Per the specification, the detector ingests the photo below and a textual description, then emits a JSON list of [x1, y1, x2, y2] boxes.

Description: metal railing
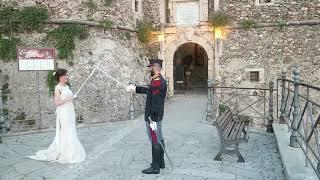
[[0, 89, 146, 137], [0, 76, 171, 138], [207, 79, 275, 132], [278, 68, 320, 178]]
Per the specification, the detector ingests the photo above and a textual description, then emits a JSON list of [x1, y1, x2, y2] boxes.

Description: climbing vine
[[46, 70, 57, 93], [0, 5, 48, 62], [18, 6, 48, 32], [47, 25, 88, 62], [0, 6, 48, 34], [0, 36, 19, 62], [0, 6, 20, 35]]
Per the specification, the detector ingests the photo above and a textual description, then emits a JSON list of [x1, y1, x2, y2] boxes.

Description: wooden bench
[[213, 108, 249, 162]]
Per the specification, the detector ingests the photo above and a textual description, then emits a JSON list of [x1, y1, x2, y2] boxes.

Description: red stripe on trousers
[[149, 126, 158, 144]]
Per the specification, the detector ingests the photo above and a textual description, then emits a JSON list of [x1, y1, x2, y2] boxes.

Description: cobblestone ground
[[0, 95, 284, 180]]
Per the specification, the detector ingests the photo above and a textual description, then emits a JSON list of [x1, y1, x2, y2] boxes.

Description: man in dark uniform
[[126, 59, 167, 174]]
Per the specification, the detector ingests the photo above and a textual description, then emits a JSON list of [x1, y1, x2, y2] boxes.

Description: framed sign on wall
[[17, 48, 55, 71], [176, 2, 200, 26]]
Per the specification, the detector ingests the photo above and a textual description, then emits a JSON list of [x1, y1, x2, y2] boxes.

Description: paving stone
[[0, 95, 284, 180]]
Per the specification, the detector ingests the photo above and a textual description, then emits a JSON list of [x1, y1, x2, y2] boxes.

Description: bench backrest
[[217, 108, 233, 131]]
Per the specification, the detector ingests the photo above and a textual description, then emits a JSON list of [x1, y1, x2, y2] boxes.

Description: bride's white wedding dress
[[27, 84, 86, 164]]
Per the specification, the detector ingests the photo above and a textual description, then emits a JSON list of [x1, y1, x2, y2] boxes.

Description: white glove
[[73, 94, 78, 99], [126, 84, 136, 92], [149, 121, 157, 131]]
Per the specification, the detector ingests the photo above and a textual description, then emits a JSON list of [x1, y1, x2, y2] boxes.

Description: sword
[[75, 60, 103, 95], [94, 65, 127, 89], [148, 116, 174, 171]]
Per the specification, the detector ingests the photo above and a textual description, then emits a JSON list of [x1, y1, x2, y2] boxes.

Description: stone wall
[[0, 29, 148, 131], [4, 0, 137, 28], [219, 25, 320, 87], [217, 25, 320, 125], [203, 0, 319, 126], [0, 0, 149, 131], [210, 0, 320, 24], [142, 0, 160, 27]]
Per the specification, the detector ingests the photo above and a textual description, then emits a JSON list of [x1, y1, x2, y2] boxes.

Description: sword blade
[[154, 130, 174, 171], [75, 60, 102, 95], [94, 65, 127, 88]]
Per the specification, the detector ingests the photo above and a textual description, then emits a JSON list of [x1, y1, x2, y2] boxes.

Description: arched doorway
[[173, 43, 208, 93]]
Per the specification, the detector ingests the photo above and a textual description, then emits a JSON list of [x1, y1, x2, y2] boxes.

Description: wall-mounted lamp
[[158, 32, 165, 42], [215, 28, 224, 57]]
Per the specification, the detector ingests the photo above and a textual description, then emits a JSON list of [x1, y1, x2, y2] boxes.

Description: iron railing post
[[129, 91, 135, 120], [166, 77, 170, 100], [211, 80, 217, 121], [0, 74, 4, 143], [267, 81, 274, 133], [206, 78, 213, 120], [280, 68, 287, 124], [290, 68, 300, 147]]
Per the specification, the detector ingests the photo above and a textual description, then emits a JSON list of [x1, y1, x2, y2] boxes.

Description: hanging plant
[[208, 11, 230, 28], [0, 36, 19, 62], [0, 6, 20, 35], [47, 24, 88, 61], [137, 20, 154, 43], [47, 70, 57, 93], [18, 6, 48, 32], [0, 5, 48, 34]]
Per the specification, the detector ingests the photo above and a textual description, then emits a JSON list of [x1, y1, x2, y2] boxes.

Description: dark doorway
[[173, 43, 208, 94]]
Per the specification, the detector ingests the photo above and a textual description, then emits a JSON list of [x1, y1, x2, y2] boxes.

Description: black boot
[[159, 140, 165, 169], [150, 140, 165, 169], [142, 143, 160, 174]]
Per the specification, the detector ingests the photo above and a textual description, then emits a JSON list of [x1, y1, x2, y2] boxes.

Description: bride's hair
[[53, 69, 67, 81]]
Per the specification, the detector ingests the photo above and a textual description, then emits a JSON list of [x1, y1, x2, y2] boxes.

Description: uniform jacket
[[136, 75, 167, 122]]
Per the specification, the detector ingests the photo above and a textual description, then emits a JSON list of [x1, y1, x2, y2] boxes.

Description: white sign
[[176, 2, 199, 26], [17, 48, 55, 71]]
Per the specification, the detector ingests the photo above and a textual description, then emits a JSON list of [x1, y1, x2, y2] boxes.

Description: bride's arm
[[54, 87, 74, 106]]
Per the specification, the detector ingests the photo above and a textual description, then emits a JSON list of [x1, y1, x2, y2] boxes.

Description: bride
[[28, 69, 86, 164]]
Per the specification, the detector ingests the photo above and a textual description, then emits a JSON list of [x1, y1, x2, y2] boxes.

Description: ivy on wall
[[18, 6, 49, 32], [46, 70, 56, 93], [0, 5, 48, 62], [47, 25, 88, 63], [0, 36, 19, 62]]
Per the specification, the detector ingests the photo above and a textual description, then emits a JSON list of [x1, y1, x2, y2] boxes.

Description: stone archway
[[173, 43, 209, 93], [161, 33, 215, 96]]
